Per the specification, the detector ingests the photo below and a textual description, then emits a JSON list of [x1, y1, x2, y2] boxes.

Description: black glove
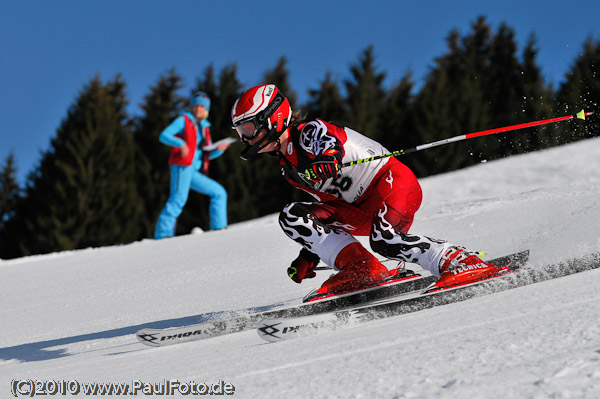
[[287, 249, 320, 284], [305, 149, 341, 182]]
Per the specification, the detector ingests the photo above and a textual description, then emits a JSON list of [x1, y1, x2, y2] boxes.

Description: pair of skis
[[136, 250, 529, 346], [258, 251, 528, 341]]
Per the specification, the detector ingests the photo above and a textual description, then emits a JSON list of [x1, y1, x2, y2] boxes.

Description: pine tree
[[0, 152, 20, 231], [263, 57, 298, 109], [192, 64, 239, 140], [380, 74, 414, 158], [555, 37, 600, 144], [2, 76, 143, 257], [304, 72, 347, 122], [410, 17, 552, 176], [486, 23, 523, 157], [344, 46, 387, 139], [412, 63, 466, 177], [451, 17, 495, 166], [518, 34, 555, 151], [412, 21, 493, 176]]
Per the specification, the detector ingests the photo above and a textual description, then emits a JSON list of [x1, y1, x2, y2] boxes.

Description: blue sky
[[1, 0, 598, 186]]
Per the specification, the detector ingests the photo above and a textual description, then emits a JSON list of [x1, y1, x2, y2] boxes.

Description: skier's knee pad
[[279, 202, 331, 227], [279, 202, 358, 267], [279, 203, 309, 239], [279, 202, 304, 226]]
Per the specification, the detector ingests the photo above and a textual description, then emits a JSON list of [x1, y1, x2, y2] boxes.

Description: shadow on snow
[[0, 302, 286, 363], [2, 252, 599, 363]]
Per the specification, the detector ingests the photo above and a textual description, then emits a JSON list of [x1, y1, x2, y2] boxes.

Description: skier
[[155, 92, 229, 239], [231, 84, 501, 295]]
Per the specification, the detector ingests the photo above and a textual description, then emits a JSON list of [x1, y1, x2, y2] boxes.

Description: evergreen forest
[[1, 17, 598, 259]]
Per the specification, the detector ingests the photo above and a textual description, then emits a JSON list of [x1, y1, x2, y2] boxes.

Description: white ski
[[257, 250, 530, 342]]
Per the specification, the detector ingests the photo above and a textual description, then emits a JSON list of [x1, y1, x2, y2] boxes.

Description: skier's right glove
[[305, 149, 342, 182], [287, 249, 320, 284]]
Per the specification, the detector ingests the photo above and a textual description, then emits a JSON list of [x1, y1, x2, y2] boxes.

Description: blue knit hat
[[191, 92, 211, 111]]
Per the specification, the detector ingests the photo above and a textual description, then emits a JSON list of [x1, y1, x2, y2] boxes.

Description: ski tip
[[257, 319, 286, 342], [421, 282, 437, 295], [136, 329, 162, 347]]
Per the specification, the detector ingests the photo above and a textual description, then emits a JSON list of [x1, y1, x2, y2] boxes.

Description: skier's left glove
[[287, 249, 320, 284], [305, 149, 342, 182]]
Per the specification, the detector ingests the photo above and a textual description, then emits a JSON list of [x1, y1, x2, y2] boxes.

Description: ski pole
[[342, 109, 593, 168]]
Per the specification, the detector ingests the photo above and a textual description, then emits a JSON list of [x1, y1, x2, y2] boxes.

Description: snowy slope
[[1, 136, 600, 399]]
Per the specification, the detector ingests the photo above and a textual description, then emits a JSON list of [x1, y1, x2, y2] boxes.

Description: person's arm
[[201, 124, 229, 160], [208, 147, 225, 160], [158, 116, 186, 149]]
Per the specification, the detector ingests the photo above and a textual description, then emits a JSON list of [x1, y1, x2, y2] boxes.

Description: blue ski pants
[[154, 164, 227, 239]]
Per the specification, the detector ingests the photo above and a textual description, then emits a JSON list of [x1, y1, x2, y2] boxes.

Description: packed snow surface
[[2, 137, 600, 398]]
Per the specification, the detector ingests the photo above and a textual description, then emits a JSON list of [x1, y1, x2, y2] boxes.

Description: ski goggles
[[234, 119, 264, 143]]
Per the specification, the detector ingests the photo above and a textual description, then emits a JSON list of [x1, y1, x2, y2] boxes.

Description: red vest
[[168, 114, 197, 166], [201, 125, 212, 175]]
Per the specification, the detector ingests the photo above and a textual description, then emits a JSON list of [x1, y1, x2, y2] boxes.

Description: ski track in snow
[[1, 136, 600, 398]]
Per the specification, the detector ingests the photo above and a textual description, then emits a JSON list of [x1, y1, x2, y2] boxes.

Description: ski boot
[[433, 246, 501, 289], [317, 243, 391, 294]]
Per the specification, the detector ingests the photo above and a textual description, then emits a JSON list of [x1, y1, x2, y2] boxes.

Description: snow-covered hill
[[2, 137, 600, 398]]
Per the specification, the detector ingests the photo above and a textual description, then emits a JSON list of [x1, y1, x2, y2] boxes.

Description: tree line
[[1, 17, 598, 259]]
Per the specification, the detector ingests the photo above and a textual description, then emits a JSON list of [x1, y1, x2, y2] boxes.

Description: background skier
[[155, 92, 230, 239]]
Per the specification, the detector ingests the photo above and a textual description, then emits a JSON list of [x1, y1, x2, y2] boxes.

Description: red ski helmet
[[231, 84, 291, 160]]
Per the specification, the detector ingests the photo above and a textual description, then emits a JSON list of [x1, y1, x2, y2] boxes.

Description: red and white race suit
[[279, 119, 390, 203], [278, 119, 453, 274]]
